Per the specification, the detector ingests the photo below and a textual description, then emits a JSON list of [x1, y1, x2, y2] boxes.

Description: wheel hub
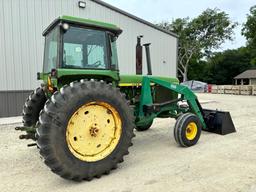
[[89, 126, 99, 137], [66, 101, 122, 162], [185, 122, 197, 140]]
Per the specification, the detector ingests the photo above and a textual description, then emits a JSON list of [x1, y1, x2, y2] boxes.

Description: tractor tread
[[173, 113, 191, 145], [37, 80, 135, 181], [22, 87, 47, 138], [173, 113, 202, 147], [135, 120, 153, 132]]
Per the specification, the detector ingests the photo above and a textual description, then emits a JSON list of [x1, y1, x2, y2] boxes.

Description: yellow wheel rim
[[185, 122, 198, 140], [66, 101, 122, 162]]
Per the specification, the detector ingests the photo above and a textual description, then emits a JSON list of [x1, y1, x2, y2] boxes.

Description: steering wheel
[[90, 60, 102, 68]]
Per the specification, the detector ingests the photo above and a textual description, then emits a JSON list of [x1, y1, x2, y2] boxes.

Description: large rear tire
[[23, 87, 47, 126], [135, 120, 153, 132], [22, 87, 47, 139], [37, 80, 135, 181]]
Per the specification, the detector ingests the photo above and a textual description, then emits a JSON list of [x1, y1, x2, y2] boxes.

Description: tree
[[158, 8, 237, 82], [206, 47, 252, 84], [242, 5, 256, 65], [187, 57, 208, 81]]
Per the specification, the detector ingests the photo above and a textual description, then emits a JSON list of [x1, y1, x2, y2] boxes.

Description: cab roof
[[43, 15, 122, 36]]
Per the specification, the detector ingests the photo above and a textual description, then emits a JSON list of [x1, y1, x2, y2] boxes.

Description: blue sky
[[104, 0, 255, 51]]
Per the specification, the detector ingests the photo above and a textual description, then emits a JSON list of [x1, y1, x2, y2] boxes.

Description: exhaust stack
[[136, 35, 143, 75], [143, 43, 152, 75]]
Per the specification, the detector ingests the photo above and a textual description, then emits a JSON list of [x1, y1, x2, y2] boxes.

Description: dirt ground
[[1, 93, 256, 192]]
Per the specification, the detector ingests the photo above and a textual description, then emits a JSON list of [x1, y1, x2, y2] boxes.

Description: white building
[[0, 0, 178, 117]]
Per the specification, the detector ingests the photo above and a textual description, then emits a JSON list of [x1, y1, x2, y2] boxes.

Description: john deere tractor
[[16, 16, 235, 181]]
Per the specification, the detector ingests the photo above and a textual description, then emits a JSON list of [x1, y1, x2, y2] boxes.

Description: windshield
[[62, 26, 109, 69], [43, 27, 59, 73]]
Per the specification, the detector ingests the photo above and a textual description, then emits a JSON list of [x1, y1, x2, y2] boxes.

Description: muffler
[[136, 35, 143, 75], [203, 109, 236, 135], [143, 43, 152, 75]]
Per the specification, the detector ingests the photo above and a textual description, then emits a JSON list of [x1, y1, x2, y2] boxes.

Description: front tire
[[37, 80, 135, 181], [173, 113, 202, 147]]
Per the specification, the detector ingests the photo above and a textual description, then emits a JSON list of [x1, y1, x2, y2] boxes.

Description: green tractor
[[16, 16, 235, 181]]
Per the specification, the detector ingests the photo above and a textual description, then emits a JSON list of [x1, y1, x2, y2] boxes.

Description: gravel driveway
[[1, 93, 256, 192]]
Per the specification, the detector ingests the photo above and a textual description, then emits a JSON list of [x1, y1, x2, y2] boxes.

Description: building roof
[[43, 15, 122, 36], [91, 0, 178, 38], [234, 69, 256, 79]]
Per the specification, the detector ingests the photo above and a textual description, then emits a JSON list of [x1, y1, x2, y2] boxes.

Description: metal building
[[0, 0, 178, 117]]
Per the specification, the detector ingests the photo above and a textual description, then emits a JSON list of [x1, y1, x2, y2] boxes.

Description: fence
[[211, 85, 256, 96]]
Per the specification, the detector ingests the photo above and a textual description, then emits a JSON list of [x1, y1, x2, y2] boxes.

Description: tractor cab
[[40, 16, 122, 89]]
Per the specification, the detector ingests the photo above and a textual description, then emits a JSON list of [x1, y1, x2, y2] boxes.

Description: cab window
[[62, 27, 109, 69], [43, 27, 59, 73]]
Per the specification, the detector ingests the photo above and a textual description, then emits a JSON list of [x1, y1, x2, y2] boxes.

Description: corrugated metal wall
[[0, 0, 177, 117], [0, 90, 32, 117]]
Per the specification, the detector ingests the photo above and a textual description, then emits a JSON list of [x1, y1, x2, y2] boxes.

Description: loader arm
[[138, 76, 207, 129], [138, 76, 236, 135]]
